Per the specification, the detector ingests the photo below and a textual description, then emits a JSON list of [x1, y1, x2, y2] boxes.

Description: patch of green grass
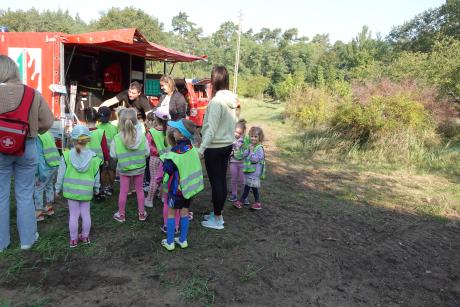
[[240, 264, 265, 282], [33, 228, 69, 262], [179, 274, 215, 305], [0, 298, 12, 307], [0, 257, 27, 282]]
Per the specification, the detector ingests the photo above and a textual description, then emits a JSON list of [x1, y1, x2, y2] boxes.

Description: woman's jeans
[[0, 139, 38, 249]]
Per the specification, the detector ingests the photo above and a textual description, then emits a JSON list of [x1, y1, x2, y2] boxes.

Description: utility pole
[[233, 10, 243, 94]]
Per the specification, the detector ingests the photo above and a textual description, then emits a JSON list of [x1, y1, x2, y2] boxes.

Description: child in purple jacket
[[234, 126, 265, 210]]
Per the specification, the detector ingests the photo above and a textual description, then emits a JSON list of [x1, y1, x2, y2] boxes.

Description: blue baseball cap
[[167, 120, 194, 141], [71, 125, 91, 140]]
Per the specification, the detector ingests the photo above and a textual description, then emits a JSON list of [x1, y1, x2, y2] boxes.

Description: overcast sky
[[4, 0, 445, 43]]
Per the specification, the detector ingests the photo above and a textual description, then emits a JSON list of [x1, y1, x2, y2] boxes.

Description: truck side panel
[[0, 32, 62, 118]]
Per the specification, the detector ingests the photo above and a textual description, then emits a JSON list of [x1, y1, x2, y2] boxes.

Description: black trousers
[[204, 145, 233, 216]]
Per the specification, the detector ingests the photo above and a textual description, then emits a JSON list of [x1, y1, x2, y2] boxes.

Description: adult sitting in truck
[[100, 81, 152, 121]]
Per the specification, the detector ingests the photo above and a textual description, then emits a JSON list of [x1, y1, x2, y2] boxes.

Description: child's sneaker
[[250, 202, 262, 210], [36, 211, 45, 222], [78, 234, 90, 245], [233, 201, 243, 209], [69, 239, 78, 248], [227, 194, 238, 202], [244, 198, 250, 206], [113, 211, 126, 222], [174, 237, 188, 249], [144, 199, 153, 208], [188, 211, 193, 221], [103, 186, 113, 196], [161, 239, 175, 251], [201, 217, 224, 230], [43, 204, 54, 216], [138, 211, 148, 221], [94, 192, 105, 202]]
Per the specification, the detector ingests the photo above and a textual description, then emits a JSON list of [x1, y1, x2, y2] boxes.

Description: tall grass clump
[[284, 79, 460, 173]]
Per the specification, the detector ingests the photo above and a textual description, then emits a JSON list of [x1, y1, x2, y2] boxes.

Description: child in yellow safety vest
[[145, 108, 169, 207], [228, 119, 250, 203], [34, 131, 60, 221], [84, 107, 109, 201], [55, 125, 102, 248], [233, 126, 266, 211], [110, 108, 150, 222], [97, 106, 118, 197], [161, 119, 203, 251]]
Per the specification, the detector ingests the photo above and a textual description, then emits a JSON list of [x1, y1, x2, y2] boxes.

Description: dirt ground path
[[1, 100, 460, 306]]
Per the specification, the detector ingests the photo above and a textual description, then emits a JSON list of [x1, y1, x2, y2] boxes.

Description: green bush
[[238, 75, 270, 98], [331, 93, 436, 145], [286, 85, 337, 127]]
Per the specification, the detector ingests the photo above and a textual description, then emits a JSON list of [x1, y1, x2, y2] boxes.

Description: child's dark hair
[[84, 107, 98, 123], [182, 119, 201, 145], [248, 126, 264, 143], [146, 112, 168, 135], [236, 118, 247, 131]]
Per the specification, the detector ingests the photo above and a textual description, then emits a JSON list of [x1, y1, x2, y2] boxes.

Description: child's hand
[[55, 192, 60, 199], [104, 161, 109, 167]]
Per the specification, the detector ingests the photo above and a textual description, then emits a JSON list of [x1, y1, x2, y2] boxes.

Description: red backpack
[[0, 85, 35, 156]]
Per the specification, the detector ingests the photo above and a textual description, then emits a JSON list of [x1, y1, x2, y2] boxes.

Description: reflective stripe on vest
[[62, 151, 102, 201], [149, 128, 168, 156], [162, 147, 204, 199], [233, 135, 250, 161], [114, 133, 146, 172], [38, 132, 60, 167], [88, 129, 104, 160]]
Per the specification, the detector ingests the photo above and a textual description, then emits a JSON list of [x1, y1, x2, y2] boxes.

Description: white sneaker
[[201, 217, 224, 230], [20, 232, 39, 250], [203, 212, 225, 224], [144, 200, 153, 208]]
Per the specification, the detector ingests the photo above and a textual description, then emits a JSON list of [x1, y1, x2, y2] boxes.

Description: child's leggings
[[68, 200, 91, 240], [146, 156, 162, 202], [162, 193, 179, 229], [230, 162, 244, 197], [34, 169, 57, 211], [240, 185, 260, 203], [118, 174, 145, 216]]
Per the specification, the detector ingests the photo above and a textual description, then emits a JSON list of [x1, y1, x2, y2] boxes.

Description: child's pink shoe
[[138, 211, 148, 221], [233, 201, 243, 209], [69, 239, 78, 248], [113, 211, 126, 222], [78, 234, 90, 245], [250, 202, 262, 210]]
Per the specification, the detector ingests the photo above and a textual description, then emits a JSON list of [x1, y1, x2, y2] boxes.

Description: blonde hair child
[[110, 108, 150, 222], [55, 125, 102, 248], [234, 126, 265, 210]]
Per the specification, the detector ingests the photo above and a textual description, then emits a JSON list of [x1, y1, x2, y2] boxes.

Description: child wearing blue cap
[[161, 119, 203, 251], [55, 125, 103, 248]]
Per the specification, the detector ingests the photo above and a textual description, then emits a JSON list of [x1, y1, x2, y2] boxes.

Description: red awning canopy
[[64, 28, 207, 63]]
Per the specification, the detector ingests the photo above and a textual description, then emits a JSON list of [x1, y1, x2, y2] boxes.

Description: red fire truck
[[0, 28, 206, 147]]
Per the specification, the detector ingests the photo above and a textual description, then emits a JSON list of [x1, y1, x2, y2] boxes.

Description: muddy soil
[[1, 127, 459, 306]]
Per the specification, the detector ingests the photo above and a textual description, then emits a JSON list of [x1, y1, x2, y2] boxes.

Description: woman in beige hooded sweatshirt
[[199, 66, 238, 230]]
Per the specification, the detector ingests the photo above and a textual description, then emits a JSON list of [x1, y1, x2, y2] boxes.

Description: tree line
[[1, 1, 459, 99]]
